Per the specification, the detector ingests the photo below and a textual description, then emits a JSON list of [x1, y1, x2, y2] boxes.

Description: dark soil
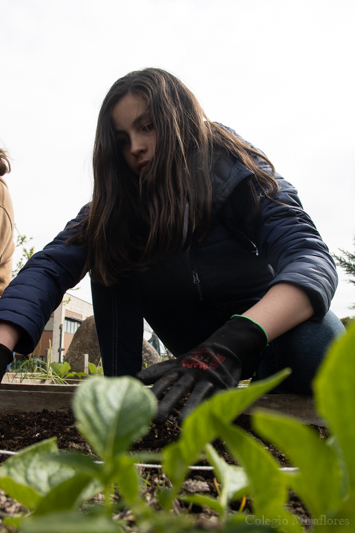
[[0, 409, 93, 462], [0, 409, 328, 530]]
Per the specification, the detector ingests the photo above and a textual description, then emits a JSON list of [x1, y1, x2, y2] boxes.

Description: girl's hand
[[136, 316, 267, 424]]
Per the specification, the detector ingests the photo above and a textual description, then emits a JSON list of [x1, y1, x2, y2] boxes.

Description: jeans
[[250, 310, 345, 394]]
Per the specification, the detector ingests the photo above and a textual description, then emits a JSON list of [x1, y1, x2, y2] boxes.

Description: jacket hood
[[211, 146, 253, 219]]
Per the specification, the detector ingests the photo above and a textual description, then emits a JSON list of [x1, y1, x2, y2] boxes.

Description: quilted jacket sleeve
[[241, 175, 338, 319], [0, 205, 89, 354]]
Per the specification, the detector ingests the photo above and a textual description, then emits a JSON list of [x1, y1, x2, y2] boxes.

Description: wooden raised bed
[[0, 382, 77, 412], [0, 382, 325, 425]]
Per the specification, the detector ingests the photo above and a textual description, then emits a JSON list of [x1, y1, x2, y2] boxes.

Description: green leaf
[[163, 369, 290, 492], [133, 507, 196, 533], [112, 454, 141, 504], [88, 362, 103, 375], [181, 493, 224, 514], [50, 361, 71, 378], [88, 362, 96, 374], [129, 451, 162, 463], [157, 487, 174, 510], [76, 478, 105, 506], [73, 376, 157, 463], [50, 452, 103, 479], [0, 439, 75, 509], [3, 517, 23, 529], [205, 443, 249, 512], [20, 511, 123, 533], [311, 489, 355, 532], [0, 480, 41, 510], [33, 473, 96, 515], [252, 410, 343, 518], [212, 417, 303, 533], [314, 321, 355, 490]]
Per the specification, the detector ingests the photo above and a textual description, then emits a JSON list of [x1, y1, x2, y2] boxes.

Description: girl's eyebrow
[[133, 111, 151, 125], [114, 111, 151, 133]]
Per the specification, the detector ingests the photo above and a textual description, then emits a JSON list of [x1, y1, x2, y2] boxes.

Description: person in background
[[0, 148, 15, 382], [0, 69, 345, 420]]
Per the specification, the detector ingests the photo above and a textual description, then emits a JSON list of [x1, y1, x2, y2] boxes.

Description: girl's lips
[[138, 161, 149, 172]]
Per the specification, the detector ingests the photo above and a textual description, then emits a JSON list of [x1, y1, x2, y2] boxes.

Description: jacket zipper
[[191, 269, 203, 302], [244, 234, 259, 256], [251, 241, 259, 256], [184, 249, 203, 303]]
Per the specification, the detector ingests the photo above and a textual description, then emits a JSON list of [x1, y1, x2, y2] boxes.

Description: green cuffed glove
[[136, 315, 268, 423]]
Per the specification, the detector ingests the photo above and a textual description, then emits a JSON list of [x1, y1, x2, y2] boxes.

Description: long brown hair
[[73, 68, 278, 285]]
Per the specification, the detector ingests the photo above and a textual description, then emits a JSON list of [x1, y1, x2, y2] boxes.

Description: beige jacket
[[0, 176, 15, 295]]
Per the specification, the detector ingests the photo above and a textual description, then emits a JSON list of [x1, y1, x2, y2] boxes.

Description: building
[[30, 293, 93, 363], [15, 293, 163, 364]]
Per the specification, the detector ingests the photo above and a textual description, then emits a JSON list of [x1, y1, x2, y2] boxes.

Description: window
[[64, 318, 81, 335]]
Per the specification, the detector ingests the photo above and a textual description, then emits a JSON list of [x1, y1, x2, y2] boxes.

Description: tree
[[333, 237, 355, 309], [12, 225, 35, 278]]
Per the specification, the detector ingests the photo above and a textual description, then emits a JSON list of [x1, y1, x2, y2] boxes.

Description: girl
[[0, 148, 15, 297], [0, 148, 15, 381], [0, 69, 344, 421]]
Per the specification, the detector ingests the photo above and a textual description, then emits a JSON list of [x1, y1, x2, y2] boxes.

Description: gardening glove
[[136, 315, 268, 423], [0, 343, 14, 385]]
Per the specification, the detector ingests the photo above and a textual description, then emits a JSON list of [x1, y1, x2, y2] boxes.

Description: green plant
[[49, 361, 72, 379], [0, 323, 354, 532], [0, 373, 286, 531], [333, 236, 355, 309], [160, 370, 289, 516], [12, 225, 35, 278], [251, 324, 355, 531], [8, 358, 87, 384], [50, 361, 87, 380], [88, 362, 104, 375], [8, 357, 61, 383]]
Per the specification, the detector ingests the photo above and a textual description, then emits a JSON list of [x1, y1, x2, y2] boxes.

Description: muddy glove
[[0, 344, 14, 385], [136, 315, 268, 423]]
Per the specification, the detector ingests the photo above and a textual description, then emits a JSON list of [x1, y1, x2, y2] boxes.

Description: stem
[[104, 483, 112, 513]]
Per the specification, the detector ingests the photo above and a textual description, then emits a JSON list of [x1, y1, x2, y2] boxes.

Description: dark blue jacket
[[0, 145, 338, 375]]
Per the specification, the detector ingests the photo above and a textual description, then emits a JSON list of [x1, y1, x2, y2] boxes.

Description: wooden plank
[[0, 390, 74, 412], [245, 394, 326, 426], [0, 385, 326, 425], [1, 382, 78, 393]]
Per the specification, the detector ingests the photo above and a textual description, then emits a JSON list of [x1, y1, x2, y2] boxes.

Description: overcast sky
[[1, 0, 354, 318]]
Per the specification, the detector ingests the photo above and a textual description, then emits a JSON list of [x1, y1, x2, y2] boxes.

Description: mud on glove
[[136, 315, 268, 423], [0, 344, 14, 385]]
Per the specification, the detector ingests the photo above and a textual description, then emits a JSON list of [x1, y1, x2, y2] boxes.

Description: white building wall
[[51, 293, 93, 362], [63, 294, 93, 319]]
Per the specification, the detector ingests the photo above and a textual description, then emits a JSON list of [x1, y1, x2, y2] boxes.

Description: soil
[[0, 409, 92, 461], [0, 408, 329, 531]]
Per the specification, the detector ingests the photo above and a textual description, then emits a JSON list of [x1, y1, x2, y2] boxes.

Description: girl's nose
[[130, 134, 146, 155]]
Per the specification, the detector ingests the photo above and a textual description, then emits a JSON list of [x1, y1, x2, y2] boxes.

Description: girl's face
[[111, 93, 156, 176]]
